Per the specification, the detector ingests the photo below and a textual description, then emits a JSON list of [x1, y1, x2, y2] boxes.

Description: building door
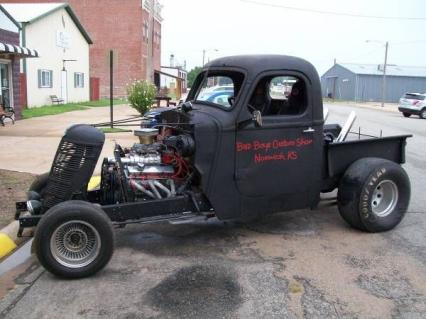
[[90, 77, 100, 101], [0, 62, 11, 109], [154, 71, 160, 88], [326, 76, 337, 98], [61, 70, 68, 103]]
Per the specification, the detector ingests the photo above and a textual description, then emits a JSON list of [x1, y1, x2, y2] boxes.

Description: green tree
[[187, 66, 202, 88], [127, 80, 156, 115]]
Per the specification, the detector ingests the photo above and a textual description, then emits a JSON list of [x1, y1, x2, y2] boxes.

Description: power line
[[392, 39, 426, 45], [240, 0, 426, 21]]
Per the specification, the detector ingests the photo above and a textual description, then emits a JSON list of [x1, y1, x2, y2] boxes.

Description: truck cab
[[181, 55, 325, 220]]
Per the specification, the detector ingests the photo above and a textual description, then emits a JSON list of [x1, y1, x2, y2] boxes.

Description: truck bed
[[325, 134, 411, 178]]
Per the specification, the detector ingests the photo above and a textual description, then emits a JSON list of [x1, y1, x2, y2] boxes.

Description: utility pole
[[110, 50, 114, 128], [381, 41, 389, 108], [146, 0, 154, 82], [202, 48, 218, 66]]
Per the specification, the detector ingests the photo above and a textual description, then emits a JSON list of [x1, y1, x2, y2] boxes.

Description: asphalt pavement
[[0, 103, 425, 319]]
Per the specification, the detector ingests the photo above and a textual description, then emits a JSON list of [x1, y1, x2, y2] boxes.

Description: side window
[[248, 75, 307, 116]]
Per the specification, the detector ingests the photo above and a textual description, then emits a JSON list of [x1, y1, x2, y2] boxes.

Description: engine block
[[101, 136, 193, 204]]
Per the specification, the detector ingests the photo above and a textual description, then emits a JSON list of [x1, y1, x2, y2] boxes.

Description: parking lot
[[0, 103, 425, 319]]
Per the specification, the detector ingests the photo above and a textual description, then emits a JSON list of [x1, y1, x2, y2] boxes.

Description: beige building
[[3, 3, 92, 107]]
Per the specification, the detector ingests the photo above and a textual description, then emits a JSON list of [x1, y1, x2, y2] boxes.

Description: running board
[[112, 211, 213, 226]]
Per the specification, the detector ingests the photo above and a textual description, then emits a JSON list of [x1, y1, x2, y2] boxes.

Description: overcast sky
[[160, 0, 426, 75]]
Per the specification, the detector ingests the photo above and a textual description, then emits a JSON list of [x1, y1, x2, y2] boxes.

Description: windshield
[[193, 72, 244, 109], [404, 93, 425, 100]]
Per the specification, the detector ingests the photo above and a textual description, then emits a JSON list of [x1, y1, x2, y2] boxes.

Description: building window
[[154, 31, 161, 48], [143, 22, 149, 43], [38, 70, 53, 88], [74, 72, 84, 88]]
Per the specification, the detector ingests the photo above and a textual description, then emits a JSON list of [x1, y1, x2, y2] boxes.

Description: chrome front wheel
[[50, 220, 101, 268], [34, 200, 114, 278]]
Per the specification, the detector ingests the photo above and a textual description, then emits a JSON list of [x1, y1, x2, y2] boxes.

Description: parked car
[[204, 90, 234, 107], [197, 85, 234, 100], [398, 93, 426, 119]]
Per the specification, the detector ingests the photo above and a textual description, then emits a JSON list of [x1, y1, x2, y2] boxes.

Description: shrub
[[127, 80, 157, 115]]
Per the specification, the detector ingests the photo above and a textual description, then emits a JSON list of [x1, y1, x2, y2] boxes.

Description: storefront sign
[[56, 30, 71, 49]]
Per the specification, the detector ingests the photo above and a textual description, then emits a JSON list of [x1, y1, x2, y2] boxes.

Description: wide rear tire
[[337, 158, 410, 232], [34, 200, 114, 278]]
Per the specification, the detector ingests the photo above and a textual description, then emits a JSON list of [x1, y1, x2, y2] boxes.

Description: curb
[[0, 176, 101, 260], [0, 221, 19, 259], [325, 102, 399, 114], [351, 104, 399, 114]]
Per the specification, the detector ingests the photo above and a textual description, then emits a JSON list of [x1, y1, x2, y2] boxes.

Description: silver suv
[[398, 93, 426, 119]]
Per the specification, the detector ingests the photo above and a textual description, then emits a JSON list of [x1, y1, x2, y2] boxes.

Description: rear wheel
[[402, 112, 411, 118], [337, 158, 410, 232], [420, 108, 426, 119], [34, 200, 114, 278]]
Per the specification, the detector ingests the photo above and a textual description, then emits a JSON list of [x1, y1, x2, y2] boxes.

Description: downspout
[[21, 22, 27, 74]]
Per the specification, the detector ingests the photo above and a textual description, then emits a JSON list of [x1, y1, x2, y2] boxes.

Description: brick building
[[0, 5, 38, 119], [2, 0, 163, 98]]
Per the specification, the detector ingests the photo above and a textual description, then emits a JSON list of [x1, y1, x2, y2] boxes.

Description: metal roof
[[339, 63, 426, 78], [2, 3, 92, 44]]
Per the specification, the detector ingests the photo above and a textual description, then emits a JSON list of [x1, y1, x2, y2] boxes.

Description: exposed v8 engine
[[100, 133, 195, 204]]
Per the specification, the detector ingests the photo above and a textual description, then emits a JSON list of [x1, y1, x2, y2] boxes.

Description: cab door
[[235, 73, 321, 215]]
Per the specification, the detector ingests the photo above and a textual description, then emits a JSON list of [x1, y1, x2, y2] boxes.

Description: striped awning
[[0, 42, 39, 58]]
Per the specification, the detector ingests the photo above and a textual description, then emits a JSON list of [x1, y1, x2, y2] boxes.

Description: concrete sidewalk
[[0, 105, 141, 174]]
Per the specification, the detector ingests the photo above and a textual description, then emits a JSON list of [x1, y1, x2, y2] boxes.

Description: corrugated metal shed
[[321, 63, 426, 102]]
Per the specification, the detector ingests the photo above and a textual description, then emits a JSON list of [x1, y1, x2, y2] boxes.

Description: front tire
[[402, 112, 411, 118], [337, 158, 410, 232], [34, 200, 114, 278]]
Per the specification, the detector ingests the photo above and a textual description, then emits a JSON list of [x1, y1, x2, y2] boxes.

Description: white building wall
[[24, 8, 90, 107]]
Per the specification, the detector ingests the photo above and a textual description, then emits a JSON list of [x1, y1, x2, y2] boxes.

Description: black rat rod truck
[[16, 55, 411, 278]]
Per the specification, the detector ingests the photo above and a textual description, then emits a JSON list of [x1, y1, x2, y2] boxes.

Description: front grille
[[41, 125, 105, 212]]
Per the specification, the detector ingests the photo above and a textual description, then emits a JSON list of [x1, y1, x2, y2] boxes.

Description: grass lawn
[[98, 127, 132, 133], [22, 99, 127, 119], [22, 104, 89, 119]]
